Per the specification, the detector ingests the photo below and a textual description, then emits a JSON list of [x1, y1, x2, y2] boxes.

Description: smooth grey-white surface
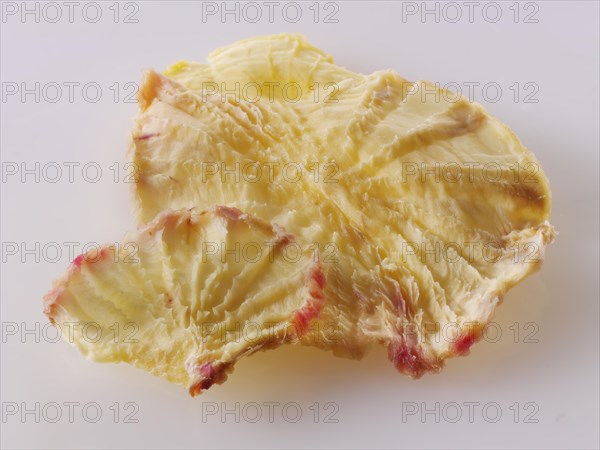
[[1, 1, 599, 449]]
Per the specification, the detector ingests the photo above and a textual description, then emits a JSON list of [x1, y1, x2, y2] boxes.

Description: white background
[[1, 1, 599, 448]]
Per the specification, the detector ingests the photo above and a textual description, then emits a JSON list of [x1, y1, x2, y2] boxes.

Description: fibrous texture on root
[[130, 34, 554, 376], [44, 207, 325, 395]]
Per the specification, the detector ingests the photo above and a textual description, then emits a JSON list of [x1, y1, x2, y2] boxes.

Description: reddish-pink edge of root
[[388, 336, 440, 378], [293, 262, 326, 337], [451, 329, 481, 356], [135, 133, 158, 141], [72, 254, 85, 268], [43, 248, 111, 319], [188, 362, 231, 397], [390, 325, 483, 377], [214, 205, 244, 221], [43, 253, 85, 318]]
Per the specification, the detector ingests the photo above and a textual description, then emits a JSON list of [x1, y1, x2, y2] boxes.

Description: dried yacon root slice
[[44, 206, 325, 396], [130, 34, 555, 376]]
